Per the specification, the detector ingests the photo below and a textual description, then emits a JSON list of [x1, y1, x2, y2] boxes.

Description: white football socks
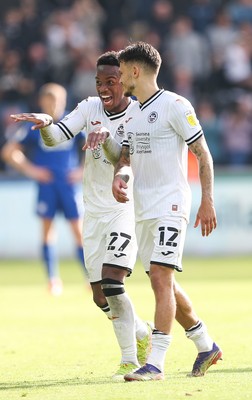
[[146, 331, 172, 372], [135, 317, 149, 340], [108, 292, 139, 366], [185, 321, 213, 352]]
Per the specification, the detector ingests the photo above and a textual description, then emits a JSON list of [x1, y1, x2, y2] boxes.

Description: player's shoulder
[[68, 96, 103, 120], [126, 97, 139, 112], [78, 96, 101, 108], [163, 90, 193, 109]]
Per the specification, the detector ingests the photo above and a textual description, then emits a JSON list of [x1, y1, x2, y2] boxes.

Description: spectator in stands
[[163, 16, 212, 94], [219, 93, 252, 165], [196, 99, 224, 165], [222, 27, 252, 90]]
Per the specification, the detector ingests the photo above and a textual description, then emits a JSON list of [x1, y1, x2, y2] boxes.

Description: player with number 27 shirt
[[10, 52, 152, 380]]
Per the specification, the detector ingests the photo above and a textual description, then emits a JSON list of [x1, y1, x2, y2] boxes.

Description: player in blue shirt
[[2, 83, 87, 295]]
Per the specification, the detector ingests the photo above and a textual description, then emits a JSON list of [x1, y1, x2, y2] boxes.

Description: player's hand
[[112, 175, 129, 203], [82, 127, 109, 150], [10, 113, 53, 130], [194, 198, 217, 236]]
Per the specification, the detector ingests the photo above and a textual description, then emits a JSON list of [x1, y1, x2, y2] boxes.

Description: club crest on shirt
[[116, 124, 124, 137], [185, 110, 197, 127], [92, 143, 102, 159], [148, 111, 158, 123]]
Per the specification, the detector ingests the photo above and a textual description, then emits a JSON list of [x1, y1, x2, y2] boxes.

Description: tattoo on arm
[[114, 145, 130, 176], [189, 137, 214, 200]]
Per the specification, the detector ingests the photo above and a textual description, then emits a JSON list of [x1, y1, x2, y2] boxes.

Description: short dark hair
[[118, 42, 161, 73], [96, 51, 119, 67]]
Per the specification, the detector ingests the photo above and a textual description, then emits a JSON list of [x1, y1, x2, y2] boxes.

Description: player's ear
[[132, 65, 140, 78]]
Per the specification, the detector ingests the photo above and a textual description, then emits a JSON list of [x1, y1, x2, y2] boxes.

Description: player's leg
[[91, 281, 112, 319], [41, 218, 62, 296], [83, 213, 111, 313], [101, 210, 151, 380], [102, 265, 151, 380], [174, 280, 222, 376], [68, 217, 88, 278], [84, 211, 151, 378], [37, 182, 62, 295], [125, 217, 182, 381], [59, 182, 87, 277], [102, 266, 139, 369]]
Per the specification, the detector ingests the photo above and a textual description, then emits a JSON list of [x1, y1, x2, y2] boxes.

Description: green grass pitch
[[0, 256, 252, 400]]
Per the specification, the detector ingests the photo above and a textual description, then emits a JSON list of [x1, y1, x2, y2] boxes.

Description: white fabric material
[[147, 333, 172, 372], [83, 209, 137, 282], [186, 322, 213, 352], [136, 215, 187, 272], [122, 90, 203, 222], [40, 96, 135, 215], [108, 292, 139, 365], [135, 318, 149, 341]]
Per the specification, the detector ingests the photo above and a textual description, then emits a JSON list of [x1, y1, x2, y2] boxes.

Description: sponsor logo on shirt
[[128, 132, 152, 154], [91, 120, 101, 125]]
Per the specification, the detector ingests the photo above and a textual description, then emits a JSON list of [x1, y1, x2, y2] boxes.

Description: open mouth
[[101, 95, 113, 106]]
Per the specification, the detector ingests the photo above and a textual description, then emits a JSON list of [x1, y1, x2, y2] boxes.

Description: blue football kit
[[19, 119, 85, 219]]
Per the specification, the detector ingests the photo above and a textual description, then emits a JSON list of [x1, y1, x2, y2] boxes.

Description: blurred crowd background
[[1, 0, 252, 173]]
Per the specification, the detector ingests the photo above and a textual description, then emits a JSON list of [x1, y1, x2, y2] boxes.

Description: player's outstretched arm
[[189, 136, 217, 237], [10, 113, 53, 130]]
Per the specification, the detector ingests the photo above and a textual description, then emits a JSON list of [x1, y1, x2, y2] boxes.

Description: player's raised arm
[[189, 136, 217, 237], [112, 145, 131, 203]]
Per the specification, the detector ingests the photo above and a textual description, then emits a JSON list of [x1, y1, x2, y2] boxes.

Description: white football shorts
[[83, 209, 137, 283], [136, 215, 188, 273]]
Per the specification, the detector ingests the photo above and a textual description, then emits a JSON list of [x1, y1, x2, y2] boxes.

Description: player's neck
[[108, 97, 130, 114], [135, 80, 159, 104]]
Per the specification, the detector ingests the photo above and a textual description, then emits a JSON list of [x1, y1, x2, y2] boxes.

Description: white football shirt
[[43, 96, 135, 215], [122, 89, 203, 222]]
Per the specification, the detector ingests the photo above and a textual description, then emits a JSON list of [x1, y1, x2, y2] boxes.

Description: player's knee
[[101, 278, 125, 297], [92, 292, 106, 308], [91, 283, 106, 307], [150, 266, 173, 292]]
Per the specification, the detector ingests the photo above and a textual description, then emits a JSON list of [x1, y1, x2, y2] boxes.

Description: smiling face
[[95, 64, 129, 113]]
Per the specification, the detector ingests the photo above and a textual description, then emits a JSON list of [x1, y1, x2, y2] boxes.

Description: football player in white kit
[[9, 52, 152, 381], [112, 42, 222, 381]]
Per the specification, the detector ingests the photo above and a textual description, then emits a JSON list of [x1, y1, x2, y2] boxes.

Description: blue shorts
[[36, 179, 83, 220]]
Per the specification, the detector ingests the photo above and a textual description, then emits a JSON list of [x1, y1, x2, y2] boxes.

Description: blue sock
[[42, 244, 59, 280], [77, 246, 88, 277]]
